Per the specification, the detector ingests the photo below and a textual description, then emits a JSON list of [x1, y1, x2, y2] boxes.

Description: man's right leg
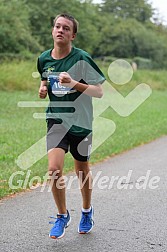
[[48, 147, 71, 239], [48, 147, 67, 214]]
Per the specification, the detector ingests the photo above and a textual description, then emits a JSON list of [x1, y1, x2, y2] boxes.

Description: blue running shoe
[[49, 210, 71, 239], [78, 206, 94, 234]]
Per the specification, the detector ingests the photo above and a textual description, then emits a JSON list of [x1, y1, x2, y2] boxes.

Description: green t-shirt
[[37, 46, 105, 136]]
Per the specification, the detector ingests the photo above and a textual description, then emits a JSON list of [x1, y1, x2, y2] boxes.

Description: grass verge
[[0, 88, 167, 198]]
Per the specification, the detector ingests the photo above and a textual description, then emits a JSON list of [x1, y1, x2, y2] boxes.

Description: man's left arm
[[73, 82, 103, 98], [59, 72, 103, 98]]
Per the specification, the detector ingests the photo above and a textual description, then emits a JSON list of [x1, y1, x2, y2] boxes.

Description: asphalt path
[[0, 136, 167, 252]]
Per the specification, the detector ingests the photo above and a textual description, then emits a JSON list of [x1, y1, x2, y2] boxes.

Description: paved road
[[1, 136, 167, 252]]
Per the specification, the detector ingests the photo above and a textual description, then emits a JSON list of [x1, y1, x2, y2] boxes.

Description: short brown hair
[[53, 13, 79, 34]]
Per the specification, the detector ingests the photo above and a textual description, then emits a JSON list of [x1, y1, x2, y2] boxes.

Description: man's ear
[[71, 33, 76, 40]]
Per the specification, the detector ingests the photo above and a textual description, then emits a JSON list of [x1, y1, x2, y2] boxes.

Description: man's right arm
[[39, 80, 48, 99]]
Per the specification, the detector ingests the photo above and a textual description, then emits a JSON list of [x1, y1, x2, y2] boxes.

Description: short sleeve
[[37, 57, 47, 81], [68, 52, 105, 85]]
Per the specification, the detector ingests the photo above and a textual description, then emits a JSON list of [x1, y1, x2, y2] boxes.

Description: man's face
[[52, 17, 76, 45]]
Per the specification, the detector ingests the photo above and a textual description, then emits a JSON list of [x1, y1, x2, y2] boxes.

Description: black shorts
[[46, 119, 92, 162]]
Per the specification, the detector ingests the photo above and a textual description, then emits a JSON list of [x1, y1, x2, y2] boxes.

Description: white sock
[[58, 212, 68, 218], [82, 206, 91, 213]]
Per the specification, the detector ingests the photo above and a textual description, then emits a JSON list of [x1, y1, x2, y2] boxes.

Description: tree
[[101, 0, 153, 23], [74, 1, 101, 53], [93, 15, 167, 68], [0, 0, 41, 55]]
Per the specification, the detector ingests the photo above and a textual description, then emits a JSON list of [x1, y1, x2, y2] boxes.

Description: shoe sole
[[49, 216, 71, 239]]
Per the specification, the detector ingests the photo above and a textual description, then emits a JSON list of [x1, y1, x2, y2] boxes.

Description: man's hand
[[39, 85, 47, 99], [59, 72, 77, 88]]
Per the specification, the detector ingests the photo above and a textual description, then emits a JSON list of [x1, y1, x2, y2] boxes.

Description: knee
[[75, 166, 91, 178], [48, 165, 62, 178]]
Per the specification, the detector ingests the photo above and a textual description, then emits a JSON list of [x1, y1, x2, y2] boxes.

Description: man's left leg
[[74, 160, 94, 234], [74, 160, 92, 209]]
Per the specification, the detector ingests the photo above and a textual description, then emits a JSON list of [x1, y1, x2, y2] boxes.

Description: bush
[[0, 52, 37, 63], [133, 57, 153, 69]]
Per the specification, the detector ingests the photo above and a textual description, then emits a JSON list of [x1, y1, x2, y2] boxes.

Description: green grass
[[0, 60, 167, 198], [0, 60, 38, 91]]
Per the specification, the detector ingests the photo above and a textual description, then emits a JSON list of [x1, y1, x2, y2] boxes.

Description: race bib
[[48, 75, 76, 95]]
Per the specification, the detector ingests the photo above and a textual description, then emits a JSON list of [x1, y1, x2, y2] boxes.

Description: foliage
[[101, 0, 153, 22], [0, 0, 42, 54], [0, 0, 167, 68], [133, 57, 152, 69]]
